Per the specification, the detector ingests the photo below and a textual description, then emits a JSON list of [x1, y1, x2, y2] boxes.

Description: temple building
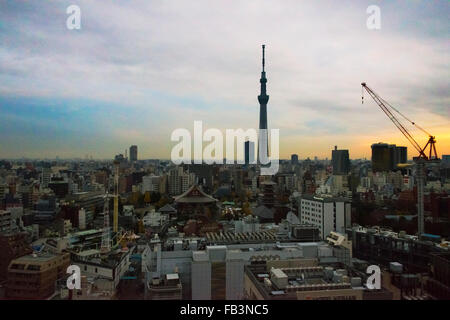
[[174, 185, 218, 219]]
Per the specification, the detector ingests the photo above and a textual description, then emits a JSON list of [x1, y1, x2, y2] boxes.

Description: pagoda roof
[[174, 184, 218, 204]]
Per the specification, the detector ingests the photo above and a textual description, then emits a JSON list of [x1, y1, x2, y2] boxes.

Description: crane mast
[[361, 82, 440, 236], [101, 191, 111, 254], [113, 160, 120, 233]]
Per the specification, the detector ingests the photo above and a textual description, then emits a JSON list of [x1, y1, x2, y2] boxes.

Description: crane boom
[[361, 82, 438, 161]]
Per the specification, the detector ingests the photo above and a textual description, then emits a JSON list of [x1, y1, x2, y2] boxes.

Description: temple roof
[[253, 205, 275, 219], [286, 211, 300, 225], [174, 184, 218, 204]]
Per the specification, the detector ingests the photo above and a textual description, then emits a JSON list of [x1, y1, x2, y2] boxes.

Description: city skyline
[[1, 1, 449, 160]]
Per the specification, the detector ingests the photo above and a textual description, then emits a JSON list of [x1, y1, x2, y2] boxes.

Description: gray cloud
[[0, 0, 448, 158]]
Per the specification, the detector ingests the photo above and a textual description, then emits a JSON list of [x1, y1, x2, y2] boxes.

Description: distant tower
[[245, 140, 255, 165], [332, 146, 350, 175], [130, 145, 138, 162], [113, 160, 120, 233], [100, 192, 111, 254], [258, 44, 269, 163]]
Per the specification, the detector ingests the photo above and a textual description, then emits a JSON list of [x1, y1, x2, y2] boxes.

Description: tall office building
[[258, 45, 269, 163], [395, 146, 407, 165], [168, 167, 183, 196], [244, 141, 255, 165], [291, 154, 299, 165], [130, 145, 138, 162], [331, 146, 350, 175], [371, 143, 391, 172], [41, 167, 51, 189], [371, 143, 407, 172]]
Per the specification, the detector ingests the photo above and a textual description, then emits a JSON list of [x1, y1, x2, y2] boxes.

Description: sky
[[0, 0, 449, 160]]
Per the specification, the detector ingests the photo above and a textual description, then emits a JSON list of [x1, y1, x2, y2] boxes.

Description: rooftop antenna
[[262, 44, 265, 72]]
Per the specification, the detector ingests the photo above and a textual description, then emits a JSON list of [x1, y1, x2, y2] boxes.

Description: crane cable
[[379, 96, 432, 137], [362, 84, 432, 137]]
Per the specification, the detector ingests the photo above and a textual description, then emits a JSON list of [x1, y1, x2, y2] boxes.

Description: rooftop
[[174, 184, 218, 204], [300, 194, 348, 203]]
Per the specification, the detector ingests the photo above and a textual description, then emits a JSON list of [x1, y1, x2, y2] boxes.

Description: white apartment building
[[299, 195, 351, 239], [168, 167, 196, 196]]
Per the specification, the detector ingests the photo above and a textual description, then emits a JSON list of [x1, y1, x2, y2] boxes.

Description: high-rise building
[[371, 143, 407, 172], [258, 45, 269, 163], [291, 154, 299, 165], [371, 143, 391, 172], [130, 145, 138, 162], [395, 146, 407, 164], [41, 167, 51, 189], [245, 141, 255, 165], [142, 175, 161, 193], [331, 146, 350, 175], [168, 167, 195, 196]]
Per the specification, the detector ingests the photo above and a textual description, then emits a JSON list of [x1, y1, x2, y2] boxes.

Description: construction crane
[[113, 160, 120, 233], [361, 82, 440, 236]]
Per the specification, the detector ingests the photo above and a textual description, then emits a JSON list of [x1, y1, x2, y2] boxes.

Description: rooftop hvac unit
[[389, 262, 403, 274], [351, 277, 362, 287], [336, 269, 348, 276], [333, 272, 343, 283], [324, 267, 334, 280]]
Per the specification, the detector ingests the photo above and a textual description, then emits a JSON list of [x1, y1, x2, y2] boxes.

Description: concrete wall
[[323, 202, 334, 238], [191, 260, 211, 300], [226, 260, 245, 300]]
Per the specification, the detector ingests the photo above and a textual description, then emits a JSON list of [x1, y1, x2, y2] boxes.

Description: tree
[[155, 195, 170, 210], [150, 192, 161, 204], [242, 202, 252, 216], [144, 191, 151, 204]]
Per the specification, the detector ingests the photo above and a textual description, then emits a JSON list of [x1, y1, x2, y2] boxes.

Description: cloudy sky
[[0, 0, 449, 160]]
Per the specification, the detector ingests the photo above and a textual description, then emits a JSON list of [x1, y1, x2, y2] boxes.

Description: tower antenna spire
[[262, 44, 265, 72]]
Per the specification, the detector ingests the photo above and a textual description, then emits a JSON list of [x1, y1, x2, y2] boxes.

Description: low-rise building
[[243, 259, 393, 300], [6, 252, 70, 299]]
